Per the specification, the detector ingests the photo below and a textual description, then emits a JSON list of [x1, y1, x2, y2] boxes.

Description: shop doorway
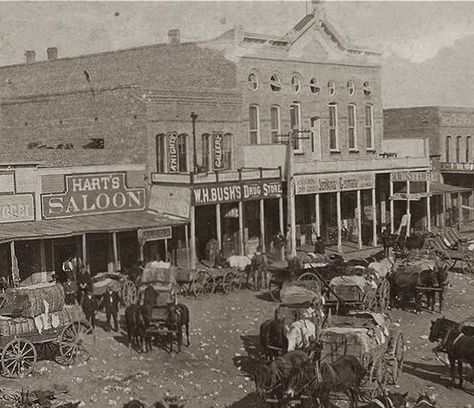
[[87, 234, 110, 275], [118, 231, 139, 271], [195, 205, 217, 261], [16, 241, 41, 283], [143, 240, 166, 263], [221, 203, 240, 258]]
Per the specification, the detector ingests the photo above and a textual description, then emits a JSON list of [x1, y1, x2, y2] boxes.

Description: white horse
[[286, 319, 316, 351]]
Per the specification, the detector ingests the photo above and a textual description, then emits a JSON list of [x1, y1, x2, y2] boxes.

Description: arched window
[[456, 136, 462, 163], [347, 80, 355, 96], [347, 104, 357, 150], [363, 81, 372, 96], [249, 105, 260, 144], [270, 105, 281, 142], [446, 136, 451, 162], [467, 137, 471, 163], [328, 80, 336, 96], [309, 78, 320, 94], [328, 103, 338, 151], [365, 104, 374, 150], [178, 133, 188, 172], [155, 133, 166, 173], [270, 73, 282, 92], [291, 73, 302, 93], [247, 71, 259, 91]]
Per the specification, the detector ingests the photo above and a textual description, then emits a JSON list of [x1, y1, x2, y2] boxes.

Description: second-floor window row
[[445, 135, 473, 163]]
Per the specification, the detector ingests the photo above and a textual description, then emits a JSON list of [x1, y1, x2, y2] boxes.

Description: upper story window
[[309, 78, 320, 94], [249, 105, 260, 144], [291, 73, 302, 93], [213, 132, 233, 170], [201, 133, 210, 171], [467, 137, 471, 162], [456, 136, 462, 163], [290, 103, 302, 152], [347, 104, 357, 150], [347, 80, 355, 96], [328, 80, 336, 96], [270, 73, 282, 92], [363, 81, 372, 96], [446, 136, 451, 162], [365, 105, 374, 150], [177, 133, 188, 172], [328, 103, 339, 151], [156, 133, 166, 173], [247, 72, 259, 91], [270, 105, 281, 143]]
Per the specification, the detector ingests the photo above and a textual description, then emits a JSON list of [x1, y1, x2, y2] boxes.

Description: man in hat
[[101, 284, 122, 332], [63, 276, 77, 305], [77, 266, 92, 304], [81, 289, 98, 329]]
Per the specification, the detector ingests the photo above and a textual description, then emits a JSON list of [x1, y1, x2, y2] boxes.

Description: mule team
[[254, 248, 474, 407]]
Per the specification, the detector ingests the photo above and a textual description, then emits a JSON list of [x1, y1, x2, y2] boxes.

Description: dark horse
[[368, 391, 409, 408], [259, 319, 288, 360], [310, 355, 365, 408], [166, 303, 190, 353], [429, 317, 474, 388], [124, 304, 151, 353], [389, 261, 448, 312]]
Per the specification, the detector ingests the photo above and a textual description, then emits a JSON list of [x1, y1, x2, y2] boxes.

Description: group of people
[[60, 255, 122, 332]]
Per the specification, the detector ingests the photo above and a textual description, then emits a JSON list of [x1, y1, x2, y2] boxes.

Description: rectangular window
[[456, 136, 461, 163], [270, 106, 281, 142], [290, 103, 302, 152], [202, 134, 210, 171], [156, 134, 166, 173], [329, 103, 338, 151], [178, 134, 187, 172], [446, 136, 451, 162], [249, 105, 260, 144], [365, 105, 374, 150], [222, 133, 233, 170], [467, 137, 471, 163], [348, 104, 357, 150]]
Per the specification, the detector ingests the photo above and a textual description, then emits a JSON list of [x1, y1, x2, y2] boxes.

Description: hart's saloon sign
[[42, 173, 146, 219]]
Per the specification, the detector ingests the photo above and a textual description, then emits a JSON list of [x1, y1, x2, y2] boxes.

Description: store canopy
[[429, 182, 472, 195], [0, 211, 187, 244]]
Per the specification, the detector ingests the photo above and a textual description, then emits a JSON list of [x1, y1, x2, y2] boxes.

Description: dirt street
[[6, 271, 474, 408]]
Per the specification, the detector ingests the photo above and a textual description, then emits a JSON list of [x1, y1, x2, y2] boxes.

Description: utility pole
[[287, 130, 297, 259]]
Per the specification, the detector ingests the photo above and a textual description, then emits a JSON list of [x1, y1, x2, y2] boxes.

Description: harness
[[414, 397, 436, 407]]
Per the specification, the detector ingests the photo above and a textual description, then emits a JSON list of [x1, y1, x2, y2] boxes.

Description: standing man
[[101, 285, 121, 332], [252, 246, 267, 291], [314, 236, 325, 254], [81, 289, 98, 330], [77, 267, 92, 304]]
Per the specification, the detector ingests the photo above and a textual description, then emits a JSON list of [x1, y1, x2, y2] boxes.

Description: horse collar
[[372, 396, 394, 408], [416, 398, 435, 407]]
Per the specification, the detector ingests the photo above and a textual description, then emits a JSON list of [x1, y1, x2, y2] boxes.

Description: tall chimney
[[25, 50, 36, 64], [168, 29, 180, 45], [47, 47, 58, 61]]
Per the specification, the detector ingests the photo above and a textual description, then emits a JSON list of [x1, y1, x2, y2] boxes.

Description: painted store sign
[[41, 172, 145, 219], [138, 226, 172, 243], [193, 180, 282, 205], [390, 171, 436, 182], [294, 172, 375, 195], [167, 132, 179, 174], [0, 194, 35, 223], [213, 132, 224, 170]]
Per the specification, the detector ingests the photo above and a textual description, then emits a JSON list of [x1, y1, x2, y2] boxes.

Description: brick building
[[384, 106, 474, 229], [0, 1, 431, 279]]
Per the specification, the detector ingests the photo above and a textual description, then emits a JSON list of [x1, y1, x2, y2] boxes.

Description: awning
[[0, 211, 187, 244], [391, 182, 472, 200]]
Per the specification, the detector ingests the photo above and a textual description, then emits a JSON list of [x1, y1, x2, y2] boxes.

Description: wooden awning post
[[82, 234, 88, 272], [372, 188, 377, 246], [389, 178, 394, 234], [336, 191, 342, 253], [10, 241, 19, 285], [185, 224, 190, 268], [357, 189, 362, 249], [112, 232, 120, 271]]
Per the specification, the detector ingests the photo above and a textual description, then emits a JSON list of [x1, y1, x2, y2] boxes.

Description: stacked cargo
[[0, 283, 81, 337]]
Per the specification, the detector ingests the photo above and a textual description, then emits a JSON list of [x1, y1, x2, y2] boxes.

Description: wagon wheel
[[122, 280, 138, 307], [58, 321, 94, 366], [377, 280, 390, 313], [192, 270, 216, 297], [366, 355, 387, 399], [385, 331, 405, 385], [1, 338, 37, 378], [423, 238, 437, 250], [296, 272, 321, 295], [222, 270, 238, 293], [268, 274, 282, 302]]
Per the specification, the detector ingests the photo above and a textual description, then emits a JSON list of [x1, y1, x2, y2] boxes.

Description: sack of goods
[[280, 280, 322, 305], [140, 262, 176, 285]]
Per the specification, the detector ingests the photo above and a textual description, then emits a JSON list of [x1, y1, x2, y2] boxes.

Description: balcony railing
[[151, 167, 282, 185], [440, 162, 474, 172]]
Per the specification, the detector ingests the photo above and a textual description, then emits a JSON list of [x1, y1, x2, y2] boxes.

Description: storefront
[[0, 167, 188, 286], [191, 178, 283, 262], [294, 171, 377, 252]]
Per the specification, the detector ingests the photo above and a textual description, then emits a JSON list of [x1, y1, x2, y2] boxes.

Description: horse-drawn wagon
[[0, 283, 94, 378]]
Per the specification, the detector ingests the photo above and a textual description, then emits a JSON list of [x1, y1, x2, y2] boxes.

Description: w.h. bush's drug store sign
[[42, 173, 145, 219]]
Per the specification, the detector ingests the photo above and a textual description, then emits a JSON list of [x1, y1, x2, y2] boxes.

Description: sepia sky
[[1, 1, 474, 107]]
